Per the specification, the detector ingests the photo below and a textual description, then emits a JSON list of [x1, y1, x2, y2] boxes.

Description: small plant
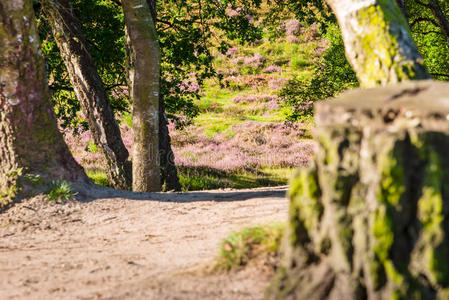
[[86, 140, 98, 153], [47, 180, 77, 203], [216, 223, 285, 270]]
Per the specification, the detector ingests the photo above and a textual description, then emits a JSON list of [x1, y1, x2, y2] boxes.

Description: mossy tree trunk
[[267, 80, 449, 299], [0, 0, 88, 210], [42, 0, 132, 190], [326, 0, 430, 87], [123, 0, 161, 192]]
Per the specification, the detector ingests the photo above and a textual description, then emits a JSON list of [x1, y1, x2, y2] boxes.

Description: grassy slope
[[173, 26, 321, 190]]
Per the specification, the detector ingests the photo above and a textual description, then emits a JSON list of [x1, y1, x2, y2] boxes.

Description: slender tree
[[0, 0, 88, 210], [147, 0, 181, 191], [41, 0, 132, 190], [122, 0, 161, 192], [325, 0, 431, 87]]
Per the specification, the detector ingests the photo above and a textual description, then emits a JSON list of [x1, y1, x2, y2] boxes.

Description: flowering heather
[[268, 77, 288, 90], [232, 94, 279, 112], [171, 121, 314, 173], [303, 22, 321, 41], [264, 65, 282, 74], [285, 19, 301, 36], [226, 47, 239, 57], [286, 35, 299, 44], [232, 94, 277, 104], [180, 81, 201, 92], [64, 119, 313, 178], [226, 5, 242, 17], [243, 53, 266, 67], [230, 56, 244, 65]]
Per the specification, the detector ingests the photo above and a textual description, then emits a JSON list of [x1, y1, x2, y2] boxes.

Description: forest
[[1, 0, 449, 299]]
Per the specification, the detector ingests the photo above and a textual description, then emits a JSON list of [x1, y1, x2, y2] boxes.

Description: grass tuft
[[47, 180, 77, 203], [86, 168, 110, 187], [216, 223, 285, 270]]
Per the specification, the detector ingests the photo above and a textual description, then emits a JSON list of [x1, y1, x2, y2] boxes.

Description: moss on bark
[[267, 81, 449, 299]]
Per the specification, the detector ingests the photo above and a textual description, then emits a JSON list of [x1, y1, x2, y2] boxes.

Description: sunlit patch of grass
[[86, 168, 109, 187], [204, 123, 231, 138], [177, 166, 293, 191], [247, 113, 286, 122], [216, 223, 285, 270]]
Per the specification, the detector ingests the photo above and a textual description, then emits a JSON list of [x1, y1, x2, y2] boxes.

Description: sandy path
[[0, 186, 288, 299]]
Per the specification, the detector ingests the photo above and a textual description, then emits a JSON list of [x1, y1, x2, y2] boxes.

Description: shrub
[[47, 180, 77, 203]]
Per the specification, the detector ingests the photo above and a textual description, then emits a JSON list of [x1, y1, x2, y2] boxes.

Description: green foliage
[[216, 223, 285, 270], [86, 140, 98, 153], [279, 24, 358, 121], [47, 180, 77, 203], [408, 0, 449, 80], [36, 0, 265, 131]]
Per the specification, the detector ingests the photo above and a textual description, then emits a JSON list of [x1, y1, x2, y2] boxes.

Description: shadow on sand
[[73, 183, 288, 204]]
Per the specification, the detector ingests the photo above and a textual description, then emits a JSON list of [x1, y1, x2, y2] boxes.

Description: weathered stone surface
[[267, 80, 449, 300]]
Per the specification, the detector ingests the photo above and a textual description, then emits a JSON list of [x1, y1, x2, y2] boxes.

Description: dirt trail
[[0, 185, 288, 299]]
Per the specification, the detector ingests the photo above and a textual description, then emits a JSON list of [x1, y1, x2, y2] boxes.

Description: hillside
[[65, 14, 327, 191]]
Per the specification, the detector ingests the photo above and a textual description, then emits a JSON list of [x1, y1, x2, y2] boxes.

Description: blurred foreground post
[[0, 0, 88, 210], [267, 81, 449, 299]]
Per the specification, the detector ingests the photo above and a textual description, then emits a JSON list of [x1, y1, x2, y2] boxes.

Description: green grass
[[216, 223, 285, 270], [86, 168, 110, 187], [47, 180, 77, 203], [178, 167, 293, 191]]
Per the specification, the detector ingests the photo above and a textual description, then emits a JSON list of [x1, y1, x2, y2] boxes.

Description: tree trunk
[[41, 0, 132, 190], [123, 0, 161, 192], [0, 0, 88, 210], [396, 0, 408, 19], [158, 93, 182, 191], [146, 0, 181, 191], [267, 80, 449, 299], [427, 0, 449, 44], [326, 0, 430, 87]]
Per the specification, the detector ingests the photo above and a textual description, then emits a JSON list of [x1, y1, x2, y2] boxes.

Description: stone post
[[267, 80, 449, 299]]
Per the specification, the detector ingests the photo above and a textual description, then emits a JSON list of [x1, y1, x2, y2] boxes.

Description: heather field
[[64, 17, 326, 191]]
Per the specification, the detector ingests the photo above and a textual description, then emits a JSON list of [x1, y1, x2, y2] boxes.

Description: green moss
[[379, 154, 405, 207], [355, 2, 425, 87], [289, 168, 323, 233], [317, 132, 338, 165], [417, 150, 449, 286]]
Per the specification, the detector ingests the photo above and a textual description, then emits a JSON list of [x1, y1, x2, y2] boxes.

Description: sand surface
[[0, 185, 288, 299]]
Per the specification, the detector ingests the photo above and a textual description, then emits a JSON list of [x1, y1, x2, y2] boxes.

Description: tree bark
[[0, 0, 88, 210], [158, 93, 182, 191], [122, 0, 161, 192], [396, 0, 408, 19], [427, 0, 449, 44], [146, 0, 181, 191], [267, 80, 449, 299], [41, 0, 132, 190], [326, 0, 430, 87]]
